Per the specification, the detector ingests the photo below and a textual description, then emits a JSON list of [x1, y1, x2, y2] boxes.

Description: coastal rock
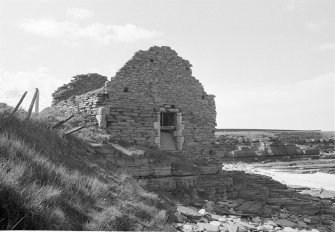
[[297, 220, 308, 228], [282, 227, 299, 232], [275, 219, 297, 228], [197, 222, 219, 232], [203, 200, 215, 212], [182, 224, 193, 232], [235, 201, 263, 215], [209, 221, 221, 227], [177, 206, 202, 220]]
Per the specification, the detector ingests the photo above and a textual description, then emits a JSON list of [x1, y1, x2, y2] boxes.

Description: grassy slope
[[0, 104, 175, 231]]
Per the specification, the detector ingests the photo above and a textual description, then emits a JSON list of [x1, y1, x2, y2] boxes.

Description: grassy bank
[[0, 104, 175, 230]]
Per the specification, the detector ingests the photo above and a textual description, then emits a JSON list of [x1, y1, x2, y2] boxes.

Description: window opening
[[160, 112, 175, 127]]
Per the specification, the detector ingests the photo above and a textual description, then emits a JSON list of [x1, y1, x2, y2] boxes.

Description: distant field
[[215, 130, 276, 138], [215, 129, 334, 139]]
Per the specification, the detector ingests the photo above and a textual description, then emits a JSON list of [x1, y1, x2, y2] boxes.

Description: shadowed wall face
[[103, 46, 217, 162]]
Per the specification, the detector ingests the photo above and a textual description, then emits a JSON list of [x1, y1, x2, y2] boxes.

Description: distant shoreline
[[216, 128, 322, 132]]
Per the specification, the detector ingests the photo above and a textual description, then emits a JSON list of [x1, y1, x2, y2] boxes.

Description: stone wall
[[52, 73, 108, 105], [54, 89, 108, 124], [102, 46, 217, 163], [53, 46, 218, 164]]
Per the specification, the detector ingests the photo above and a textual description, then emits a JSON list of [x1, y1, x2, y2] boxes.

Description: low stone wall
[[54, 89, 108, 124]]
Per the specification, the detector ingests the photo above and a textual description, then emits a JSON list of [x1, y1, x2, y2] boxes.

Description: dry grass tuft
[[0, 103, 174, 230]]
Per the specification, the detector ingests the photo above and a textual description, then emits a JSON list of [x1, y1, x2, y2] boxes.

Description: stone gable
[[54, 46, 218, 164]]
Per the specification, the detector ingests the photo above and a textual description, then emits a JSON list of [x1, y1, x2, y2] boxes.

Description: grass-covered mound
[[0, 104, 175, 231]]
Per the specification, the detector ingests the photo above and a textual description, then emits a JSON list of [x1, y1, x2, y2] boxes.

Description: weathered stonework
[[54, 46, 218, 164], [101, 46, 217, 163]]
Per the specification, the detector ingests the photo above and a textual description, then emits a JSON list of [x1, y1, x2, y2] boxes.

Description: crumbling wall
[[52, 46, 218, 164], [54, 89, 108, 124], [52, 73, 108, 105], [102, 46, 217, 163]]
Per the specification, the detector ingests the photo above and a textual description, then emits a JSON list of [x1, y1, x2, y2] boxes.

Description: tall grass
[[0, 104, 174, 230]]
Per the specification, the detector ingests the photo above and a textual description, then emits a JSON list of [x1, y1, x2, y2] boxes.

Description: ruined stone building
[[54, 46, 218, 164]]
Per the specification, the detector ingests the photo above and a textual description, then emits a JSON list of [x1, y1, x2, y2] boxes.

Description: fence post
[[51, 114, 74, 129], [10, 91, 27, 117], [25, 88, 38, 121], [35, 88, 39, 114]]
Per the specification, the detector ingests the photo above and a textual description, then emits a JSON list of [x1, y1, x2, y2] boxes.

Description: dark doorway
[[160, 112, 175, 127]]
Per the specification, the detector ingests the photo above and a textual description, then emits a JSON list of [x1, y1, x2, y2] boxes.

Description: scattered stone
[[264, 219, 277, 227], [303, 218, 311, 223], [177, 206, 202, 220], [256, 225, 268, 231], [197, 222, 219, 232], [210, 214, 226, 222], [198, 209, 206, 215], [225, 224, 238, 232], [275, 219, 297, 228], [209, 221, 221, 227], [282, 227, 298, 232], [182, 224, 193, 232], [297, 220, 308, 228], [306, 216, 320, 224], [204, 201, 215, 213], [252, 216, 262, 224], [198, 217, 208, 223], [263, 224, 274, 231], [235, 201, 263, 215]]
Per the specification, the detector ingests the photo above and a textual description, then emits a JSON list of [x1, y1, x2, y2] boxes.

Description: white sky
[[0, 0, 334, 130]]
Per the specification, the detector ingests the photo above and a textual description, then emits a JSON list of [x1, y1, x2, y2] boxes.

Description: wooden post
[[51, 114, 74, 129], [10, 91, 27, 117], [25, 88, 38, 121], [64, 125, 85, 137], [34, 88, 39, 114]]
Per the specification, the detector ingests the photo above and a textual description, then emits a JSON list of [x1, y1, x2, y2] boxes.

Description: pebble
[[198, 209, 206, 215], [182, 224, 193, 232], [209, 221, 221, 227], [303, 218, 312, 223]]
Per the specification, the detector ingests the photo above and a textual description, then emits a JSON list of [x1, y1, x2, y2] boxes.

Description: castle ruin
[[53, 46, 218, 164]]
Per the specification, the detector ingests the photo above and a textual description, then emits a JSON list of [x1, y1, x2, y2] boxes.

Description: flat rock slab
[[177, 206, 202, 219], [197, 222, 219, 232], [275, 219, 297, 228]]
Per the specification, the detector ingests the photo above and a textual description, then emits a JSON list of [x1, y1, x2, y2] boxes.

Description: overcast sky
[[0, 0, 334, 130]]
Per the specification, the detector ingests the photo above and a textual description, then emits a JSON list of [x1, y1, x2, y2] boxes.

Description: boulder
[[297, 220, 308, 228], [182, 224, 193, 232], [177, 206, 202, 220], [203, 201, 215, 212], [275, 219, 297, 228], [197, 222, 219, 232], [300, 203, 320, 215], [209, 221, 221, 227]]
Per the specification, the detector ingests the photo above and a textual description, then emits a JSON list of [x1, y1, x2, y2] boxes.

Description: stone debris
[[177, 206, 203, 220], [175, 199, 335, 232], [175, 206, 329, 232], [275, 219, 297, 228]]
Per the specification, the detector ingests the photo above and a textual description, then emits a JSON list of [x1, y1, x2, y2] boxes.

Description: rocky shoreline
[[173, 162, 335, 232], [175, 203, 332, 232]]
